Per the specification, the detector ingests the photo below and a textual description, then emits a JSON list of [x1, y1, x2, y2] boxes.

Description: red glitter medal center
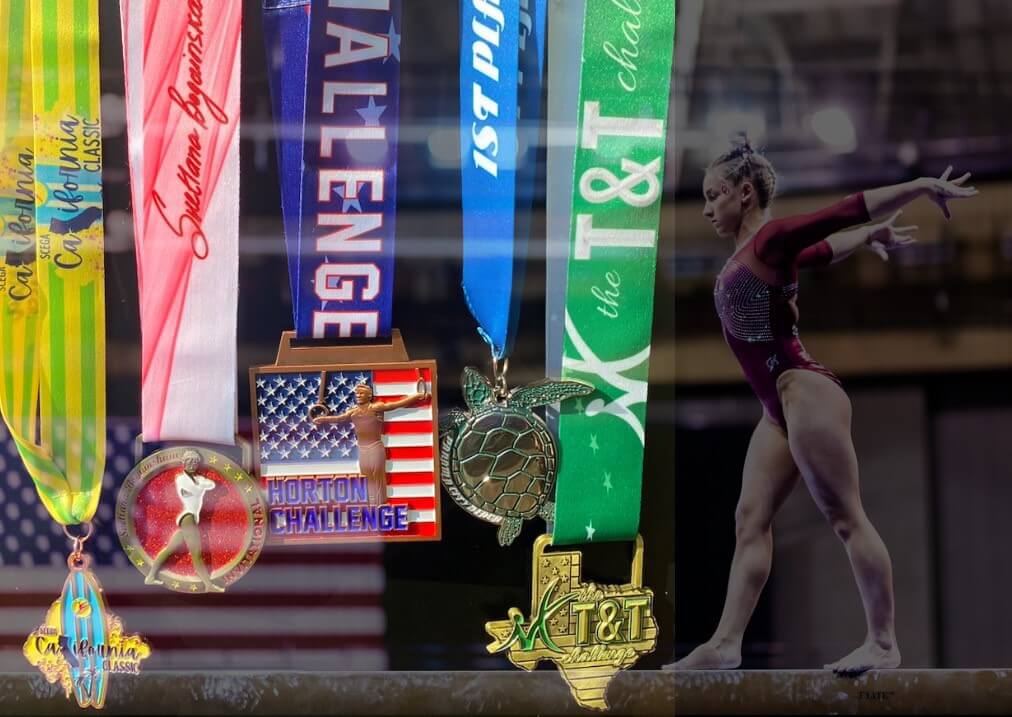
[[132, 467, 250, 576]]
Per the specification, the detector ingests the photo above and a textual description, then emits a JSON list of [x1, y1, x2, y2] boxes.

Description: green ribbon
[[551, 0, 674, 545]]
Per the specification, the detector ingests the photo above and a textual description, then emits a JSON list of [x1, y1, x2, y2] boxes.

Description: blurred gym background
[[673, 0, 1011, 668]]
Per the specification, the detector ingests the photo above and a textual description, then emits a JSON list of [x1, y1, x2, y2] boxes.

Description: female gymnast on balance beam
[[671, 136, 976, 675]]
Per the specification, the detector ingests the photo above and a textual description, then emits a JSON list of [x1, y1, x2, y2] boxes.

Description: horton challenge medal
[[116, 447, 267, 594], [251, 337, 440, 543], [485, 534, 657, 711], [257, 1, 442, 542]]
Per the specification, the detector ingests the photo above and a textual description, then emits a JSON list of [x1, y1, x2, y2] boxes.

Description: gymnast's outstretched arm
[[798, 211, 918, 268], [760, 166, 975, 269], [863, 165, 977, 220], [754, 193, 872, 267], [312, 409, 354, 426], [373, 391, 430, 413]]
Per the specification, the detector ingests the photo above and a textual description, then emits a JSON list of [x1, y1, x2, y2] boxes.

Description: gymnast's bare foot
[[672, 639, 742, 670], [825, 638, 901, 676]]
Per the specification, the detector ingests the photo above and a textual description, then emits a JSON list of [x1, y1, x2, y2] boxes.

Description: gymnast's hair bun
[[729, 131, 754, 154], [708, 132, 778, 209]]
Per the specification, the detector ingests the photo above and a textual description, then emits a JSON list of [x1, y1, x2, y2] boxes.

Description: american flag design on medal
[[251, 364, 441, 543]]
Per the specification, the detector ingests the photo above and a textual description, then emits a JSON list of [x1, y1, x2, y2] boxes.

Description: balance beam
[[675, 670, 1012, 715], [0, 671, 675, 716]]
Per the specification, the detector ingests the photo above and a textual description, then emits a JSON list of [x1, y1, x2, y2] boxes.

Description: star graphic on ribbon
[[603, 471, 613, 493], [317, 257, 332, 310], [333, 185, 361, 213], [356, 96, 387, 126], [384, 18, 401, 63], [589, 434, 600, 453], [585, 520, 596, 541]]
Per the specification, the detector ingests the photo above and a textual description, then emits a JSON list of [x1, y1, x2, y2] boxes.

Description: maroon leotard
[[713, 193, 871, 429]]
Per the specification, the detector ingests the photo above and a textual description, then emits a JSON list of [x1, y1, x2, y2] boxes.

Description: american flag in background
[[254, 367, 439, 538], [0, 420, 387, 671]]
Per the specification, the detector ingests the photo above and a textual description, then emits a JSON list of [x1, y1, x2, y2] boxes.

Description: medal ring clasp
[[491, 354, 510, 401], [63, 522, 93, 570]]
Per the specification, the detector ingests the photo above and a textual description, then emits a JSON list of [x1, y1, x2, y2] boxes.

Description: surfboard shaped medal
[[24, 554, 150, 709]]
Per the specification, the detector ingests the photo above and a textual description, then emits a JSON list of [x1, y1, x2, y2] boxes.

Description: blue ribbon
[[264, 0, 401, 340], [459, 0, 547, 360], [263, 0, 311, 323]]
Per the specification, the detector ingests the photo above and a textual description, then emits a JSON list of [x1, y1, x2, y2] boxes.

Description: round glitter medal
[[116, 447, 267, 593]]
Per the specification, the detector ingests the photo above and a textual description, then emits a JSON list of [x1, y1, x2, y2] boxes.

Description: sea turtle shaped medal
[[440, 367, 592, 546]]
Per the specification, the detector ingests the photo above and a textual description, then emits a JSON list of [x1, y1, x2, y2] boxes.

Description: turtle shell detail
[[440, 367, 592, 546], [454, 407, 556, 517]]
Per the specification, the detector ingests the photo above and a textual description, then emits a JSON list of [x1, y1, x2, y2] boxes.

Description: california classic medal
[[0, 1, 150, 707], [485, 1, 675, 710], [256, 0, 442, 544], [116, 0, 267, 594]]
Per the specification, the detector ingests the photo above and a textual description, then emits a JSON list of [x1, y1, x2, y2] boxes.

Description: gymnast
[[672, 136, 976, 675]]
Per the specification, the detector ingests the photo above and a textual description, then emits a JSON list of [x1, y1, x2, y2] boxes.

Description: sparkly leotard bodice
[[714, 260, 800, 344], [714, 193, 871, 429]]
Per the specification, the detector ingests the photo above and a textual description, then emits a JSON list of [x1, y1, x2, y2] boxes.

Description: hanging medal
[[256, 0, 441, 544], [24, 525, 151, 709], [116, 0, 267, 594], [484, 0, 675, 710], [0, 0, 151, 707], [443, 0, 590, 548]]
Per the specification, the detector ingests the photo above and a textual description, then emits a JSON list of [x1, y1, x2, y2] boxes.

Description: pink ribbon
[[121, 0, 242, 443]]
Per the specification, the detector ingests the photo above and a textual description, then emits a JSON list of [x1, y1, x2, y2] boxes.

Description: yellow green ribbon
[[0, 0, 105, 525]]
